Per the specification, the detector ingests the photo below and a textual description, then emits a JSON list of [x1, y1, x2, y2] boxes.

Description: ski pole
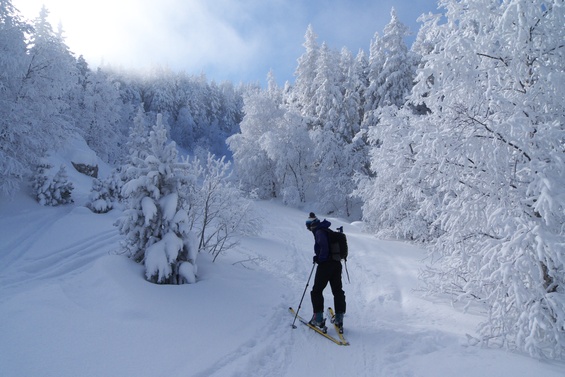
[[291, 262, 316, 328]]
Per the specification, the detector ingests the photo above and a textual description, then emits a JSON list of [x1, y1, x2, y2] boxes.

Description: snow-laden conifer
[[374, 8, 418, 108], [292, 24, 320, 117], [116, 114, 197, 284]]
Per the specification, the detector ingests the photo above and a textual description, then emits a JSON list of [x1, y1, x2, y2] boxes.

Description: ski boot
[[309, 312, 327, 333], [332, 312, 344, 334]]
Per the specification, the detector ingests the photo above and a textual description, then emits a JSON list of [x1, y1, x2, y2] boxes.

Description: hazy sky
[[13, 0, 440, 85]]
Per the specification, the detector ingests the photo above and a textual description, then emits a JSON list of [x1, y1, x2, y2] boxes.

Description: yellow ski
[[328, 307, 350, 346], [289, 307, 348, 346]]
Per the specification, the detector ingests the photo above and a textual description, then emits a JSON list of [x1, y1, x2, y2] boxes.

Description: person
[[305, 212, 346, 332]]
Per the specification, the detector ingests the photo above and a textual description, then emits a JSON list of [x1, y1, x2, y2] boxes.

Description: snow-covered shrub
[[184, 153, 262, 262], [87, 168, 125, 214], [32, 164, 74, 206]]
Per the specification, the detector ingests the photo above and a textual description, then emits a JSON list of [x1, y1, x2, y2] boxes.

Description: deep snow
[[1, 149, 564, 377]]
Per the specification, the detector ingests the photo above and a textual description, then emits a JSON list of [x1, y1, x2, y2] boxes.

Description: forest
[[1, 0, 564, 360]]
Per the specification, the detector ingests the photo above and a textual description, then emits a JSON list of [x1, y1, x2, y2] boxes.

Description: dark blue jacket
[[312, 219, 332, 263]]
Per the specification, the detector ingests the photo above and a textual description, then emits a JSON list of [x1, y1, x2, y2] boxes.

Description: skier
[[305, 212, 346, 332]]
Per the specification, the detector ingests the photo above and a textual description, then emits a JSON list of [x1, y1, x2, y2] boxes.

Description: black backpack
[[324, 226, 348, 262]]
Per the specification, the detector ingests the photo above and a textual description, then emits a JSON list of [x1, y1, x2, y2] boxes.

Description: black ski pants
[[311, 260, 346, 314]]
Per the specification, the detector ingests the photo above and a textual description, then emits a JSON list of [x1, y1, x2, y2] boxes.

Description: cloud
[[14, 0, 266, 81], [134, 1, 262, 75], [13, 0, 439, 84]]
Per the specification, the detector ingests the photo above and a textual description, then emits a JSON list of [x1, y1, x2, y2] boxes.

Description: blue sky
[[14, 0, 440, 85]]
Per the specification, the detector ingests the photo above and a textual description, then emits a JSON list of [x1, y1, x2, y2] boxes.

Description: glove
[[313, 255, 319, 264]]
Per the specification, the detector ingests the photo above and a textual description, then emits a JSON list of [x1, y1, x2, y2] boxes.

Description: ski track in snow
[[0, 205, 120, 294], [10, 229, 119, 286], [189, 302, 293, 377], [229, 207, 472, 377], [0, 207, 67, 271], [220, 204, 437, 377]]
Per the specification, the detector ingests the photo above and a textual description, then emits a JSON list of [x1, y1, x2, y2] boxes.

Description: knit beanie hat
[[305, 212, 319, 229]]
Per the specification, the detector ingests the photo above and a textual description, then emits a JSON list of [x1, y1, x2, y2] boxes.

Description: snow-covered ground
[[1, 153, 564, 377]]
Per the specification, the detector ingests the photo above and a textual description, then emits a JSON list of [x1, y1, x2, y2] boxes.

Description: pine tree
[[292, 24, 320, 117], [117, 114, 197, 284], [375, 8, 417, 108], [309, 42, 359, 215], [364, 31, 385, 113]]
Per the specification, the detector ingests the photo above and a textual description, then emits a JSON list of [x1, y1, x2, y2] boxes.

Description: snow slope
[[1, 161, 564, 377]]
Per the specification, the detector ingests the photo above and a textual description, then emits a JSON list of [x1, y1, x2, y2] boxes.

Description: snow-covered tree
[[309, 42, 361, 216], [0, 4, 79, 196], [26, 5, 77, 131], [126, 104, 152, 161], [374, 8, 417, 108], [364, 31, 385, 114], [0, 0, 29, 195], [73, 66, 124, 164], [352, 49, 369, 121], [354, 8, 425, 236], [364, 8, 417, 113], [227, 89, 280, 199], [259, 101, 312, 205], [292, 24, 320, 117], [355, 105, 434, 241], [0, 2, 62, 196], [228, 82, 314, 205], [31, 163, 51, 205], [117, 114, 197, 284], [366, 0, 565, 359], [339, 47, 363, 142]]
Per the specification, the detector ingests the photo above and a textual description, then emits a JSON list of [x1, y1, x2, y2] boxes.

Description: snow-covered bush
[[184, 153, 262, 262], [32, 164, 74, 206], [87, 168, 125, 213]]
